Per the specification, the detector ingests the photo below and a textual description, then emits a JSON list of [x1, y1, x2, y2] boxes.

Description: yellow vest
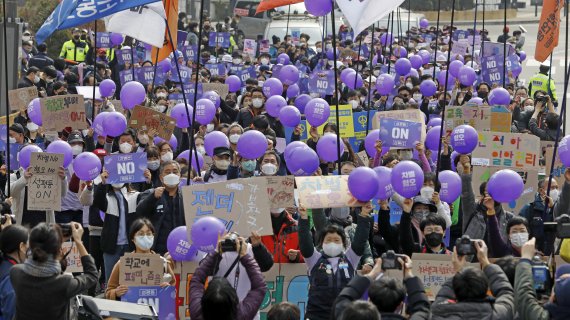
[[59, 40, 89, 62], [529, 73, 557, 100]]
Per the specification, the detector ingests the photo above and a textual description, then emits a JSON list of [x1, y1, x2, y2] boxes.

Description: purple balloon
[[326, 47, 340, 60], [458, 66, 477, 86], [449, 60, 464, 78], [195, 99, 216, 125], [409, 55, 423, 69], [376, 74, 395, 95], [204, 131, 230, 156], [279, 65, 299, 85], [451, 125, 478, 154], [279, 106, 301, 127], [46, 140, 73, 168], [110, 33, 123, 46], [348, 167, 379, 202], [407, 68, 419, 78], [284, 141, 307, 161], [27, 98, 42, 126], [340, 68, 356, 83], [438, 170, 462, 203], [453, 54, 465, 63], [99, 79, 116, 98], [102, 112, 127, 137], [158, 58, 172, 73], [73, 152, 102, 181], [427, 117, 442, 129], [177, 149, 204, 170], [344, 71, 363, 89], [364, 129, 381, 157], [391, 161, 424, 198], [468, 97, 484, 106], [286, 146, 319, 176], [380, 33, 393, 46], [18, 144, 42, 169], [519, 51, 527, 61], [153, 134, 178, 150], [120, 81, 146, 110], [488, 88, 510, 105], [420, 18, 429, 28], [395, 47, 408, 58], [316, 134, 344, 162], [92, 112, 109, 136], [171, 103, 193, 128], [450, 151, 459, 171], [437, 70, 455, 88], [373, 166, 394, 200], [419, 80, 437, 97], [167, 226, 195, 261], [225, 75, 241, 92], [286, 84, 300, 100], [487, 169, 524, 203], [511, 62, 523, 77], [305, 0, 333, 16], [305, 98, 330, 127], [266, 95, 287, 117], [395, 58, 412, 76], [425, 126, 442, 151], [277, 53, 290, 65], [202, 90, 221, 108], [560, 136, 570, 166], [294, 94, 311, 114], [262, 78, 284, 97], [237, 130, 268, 160], [418, 50, 431, 64], [191, 216, 226, 252]]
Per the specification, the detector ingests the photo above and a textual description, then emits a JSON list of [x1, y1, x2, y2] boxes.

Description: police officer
[[529, 61, 557, 102], [59, 28, 89, 63]]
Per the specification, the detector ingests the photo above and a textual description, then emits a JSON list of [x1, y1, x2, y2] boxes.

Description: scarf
[[22, 257, 61, 278]]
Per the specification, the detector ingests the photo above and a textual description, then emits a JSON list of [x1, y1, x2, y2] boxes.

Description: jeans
[[103, 244, 130, 283]]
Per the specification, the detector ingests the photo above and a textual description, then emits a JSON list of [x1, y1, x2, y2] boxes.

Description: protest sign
[[119, 69, 134, 85], [122, 286, 176, 319], [109, 100, 125, 114], [379, 118, 422, 149], [134, 66, 166, 85], [27, 152, 63, 211], [203, 63, 227, 77], [182, 177, 273, 240], [236, 66, 256, 84], [169, 65, 192, 83], [545, 147, 566, 189], [490, 105, 513, 133], [451, 40, 469, 56], [482, 41, 515, 57], [355, 151, 370, 167], [481, 54, 520, 85], [373, 109, 426, 142], [310, 104, 355, 138], [353, 111, 376, 140], [62, 241, 83, 273], [243, 39, 257, 58], [104, 153, 148, 184], [0, 112, 19, 126], [8, 87, 38, 112], [40, 95, 88, 131], [266, 176, 295, 209], [202, 83, 229, 99], [129, 106, 176, 140], [308, 70, 335, 96], [117, 48, 133, 65], [96, 32, 111, 48], [208, 32, 231, 48], [295, 175, 362, 208], [181, 45, 197, 62], [471, 132, 540, 169], [120, 253, 164, 286], [444, 105, 491, 134], [260, 40, 270, 53]]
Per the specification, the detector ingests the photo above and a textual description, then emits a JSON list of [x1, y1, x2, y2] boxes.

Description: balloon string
[[502, 0, 507, 87], [2, 0, 10, 197], [433, 0, 441, 79], [92, 21, 98, 122], [365, 24, 375, 137], [355, 35, 363, 89], [330, 1, 342, 175]]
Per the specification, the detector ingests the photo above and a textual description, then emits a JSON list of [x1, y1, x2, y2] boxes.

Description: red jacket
[[261, 213, 304, 263]]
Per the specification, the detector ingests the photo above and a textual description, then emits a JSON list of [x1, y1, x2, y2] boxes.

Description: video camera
[[543, 214, 570, 239]]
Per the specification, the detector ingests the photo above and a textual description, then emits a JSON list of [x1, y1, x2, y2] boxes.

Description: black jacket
[[28, 52, 54, 70]]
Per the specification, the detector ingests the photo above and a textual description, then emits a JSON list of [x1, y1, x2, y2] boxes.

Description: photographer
[[529, 93, 559, 141]]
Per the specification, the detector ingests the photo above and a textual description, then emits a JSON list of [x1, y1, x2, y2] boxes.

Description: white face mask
[[252, 98, 264, 109], [135, 235, 154, 251], [8, 137, 16, 144], [420, 186, 435, 200], [349, 100, 359, 110], [196, 146, 206, 155], [156, 92, 168, 99], [119, 142, 133, 154], [111, 183, 124, 189], [325, 44, 332, 50], [373, 70, 380, 76], [72, 145, 83, 156], [163, 173, 180, 187], [206, 124, 215, 133], [406, 82, 414, 89], [147, 160, 160, 171], [549, 189, 560, 200], [524, 105, 535, 112], [161, 151, 173, 162], [156, 104, 167, 113], [215, 159, 230, 170], [233, 58, 242, 65], [26, 122, 39, 132], [260, 58, 269, 65], [510, 232, 529, 248], [257, 81, 264, 87], [270, 207, 285, 216], [229, 134, 241, 144], [316, 47, 323, 53], [322, 242, 344, 257], [82, 129, 90, 137], [261, 163, 277, 175], [138, 134, 149, 145], [22, 36, 31, 42]]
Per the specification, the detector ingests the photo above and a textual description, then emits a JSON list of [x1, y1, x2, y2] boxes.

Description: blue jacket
[[0, 258, 17, 320]]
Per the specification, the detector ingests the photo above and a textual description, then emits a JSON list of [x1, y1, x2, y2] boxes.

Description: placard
[[310, 104, 355, 138], [62, 241, 83, 273], [120, 253, 164, 286], [0, 112, 19, 125], [266, 176, 295, 209], [129, 105, 176, 140], [202, 83, 229, 99], [109, 99, 125, 114], [122, 286, 176, 319], [471, 132, 540, 169], [208, 32, 231, 48], [295, 175, 362, 208], [355, 150, 370, 167], [372, 109, 426, 142], [27, 152, 64, 211], [40, 94, 88, 131], [379, 118, 422, 148], [96, 32, 111, 48], [444, 106, 491, 134], [490, 105, 513, 133], [243, 39, 257, 58], [544, 147, 566, 189], [8, 87, 38, 111], [182, 177, 273, 243], [104, 153, 148, 184], [308, 70, 335, 96]]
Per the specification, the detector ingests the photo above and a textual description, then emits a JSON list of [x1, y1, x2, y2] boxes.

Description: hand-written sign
[[444, 105, 491, 134], [8, 87, 38, 111], [120, 253, 164, 286], [295, 175, 361, 209], [62, 241, 83, 274], [182, 177, 273, 243], [202, 83, 229, 99], [373, 109, 426, 142], [544, 147, 566, 191], [129, 105, 176, 140], [0, 112, 19, 125], [104, 153, 148, 184], [311, 104, 355, 138], [379, 118, 422, 148], [490, 105, 513, 133], [27, 152, 63, 211], [471, 132, 540, 169], [266, 176, 295, 209], [40, 94, 88, 131]]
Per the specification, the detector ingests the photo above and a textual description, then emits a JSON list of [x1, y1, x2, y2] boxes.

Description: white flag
[[104, 2, 167, 48], [336, 0, 405, 39]]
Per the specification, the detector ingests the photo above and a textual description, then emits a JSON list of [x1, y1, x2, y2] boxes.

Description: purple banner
[[260, 40, 270, 53], [236, 66, 256, 85], [119, 69, 134, 85], [117, 49, 133, 65], [481, 54, 520, 85], [204, 63, 226, 77], [170, 66, 192, 83], [181, 45, 198, 62], [134, 66, 166, 86], [177, 30, 188, 47], [482, 41, 515, 57], [170, 83, 203, 104], [308, 70, 335, 96], [122, 286, 176, 319], [104, 153, 147, 184], [379, 118, 422, 149], [452, 30, 470, 41], [208, 32, 231, 48], [96, 32, 111, 49]]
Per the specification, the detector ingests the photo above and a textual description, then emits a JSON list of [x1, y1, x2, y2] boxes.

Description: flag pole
[[2, 0, 10, 196], [502, 0, 507, 87], [285, 5, 291, 39], [565, 0, 568, 136], [433, 0, 441, 79], [354, 34, 363, 89], [330, 2, 343, 174], [365, 24, 375, 137], [92, 21, 98, 122], [387, 11, 395, 75], [471, 0, 478, 67]]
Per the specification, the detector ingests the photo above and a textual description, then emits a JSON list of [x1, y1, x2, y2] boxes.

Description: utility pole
[[1, 0, 23, 116]]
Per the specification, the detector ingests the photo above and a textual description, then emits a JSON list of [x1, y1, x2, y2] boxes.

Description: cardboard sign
[[379, 118, 422, 148], [310, 104, 355, 138], [444, 106, 511, 134], [490, 105, 513, 133], [27, 152, 64, 211], [544, 147, 566, 189], [8, 87, 38, 111], [122, 286, 176, 319], [182, 177, 273, 242], [266, 176, 295, 209], [355, 150, 370, 167], [109, 99, 125, 114], [471, 132, 540, 169], [0, 112, 19, 125], [104, 153, 148, 184], [295, 175, 362, 208], [62, 241, 83, 273], [372, 109, 426, 142], [120, 253, 164, 287], [40, 94, 88, 131], [202, 83, 229, 99], [129, 105, 176, 140]]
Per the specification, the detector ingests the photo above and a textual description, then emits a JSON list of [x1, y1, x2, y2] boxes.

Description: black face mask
[[226, 101, 236, 108], [80, 35, 87, 41], [73, 35, 80, 41], [425, 232, 444, 248], [477, 91, 488, 99]]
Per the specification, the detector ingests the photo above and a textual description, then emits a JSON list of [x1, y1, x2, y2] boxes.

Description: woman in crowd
[[0, 225, 28, 320]]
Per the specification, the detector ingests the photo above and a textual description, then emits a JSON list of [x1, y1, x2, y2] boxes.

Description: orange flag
[[535, 0, 564, 62], [152, 0, 178, 64], [255, 0, 304, 14]]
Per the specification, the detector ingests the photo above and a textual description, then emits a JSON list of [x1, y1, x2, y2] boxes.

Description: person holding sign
[[105, 218, 175, 300]]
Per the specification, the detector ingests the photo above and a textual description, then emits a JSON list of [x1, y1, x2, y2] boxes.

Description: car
[[264, 16, 323, 49]]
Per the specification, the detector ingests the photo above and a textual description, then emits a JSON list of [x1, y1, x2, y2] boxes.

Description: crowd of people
[[1, 6, 570, 320]]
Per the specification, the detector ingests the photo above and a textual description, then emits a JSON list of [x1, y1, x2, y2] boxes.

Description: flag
[[104, 3, 167, 48], [255, 0, 304, 14], [36, 0, 161, 44], [151, 0, 178, 64], [336, 0, 405, 39], [535, 0, 564, 62]]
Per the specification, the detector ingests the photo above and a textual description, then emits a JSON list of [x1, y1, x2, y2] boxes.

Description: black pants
[[88, 235, 105, 296]]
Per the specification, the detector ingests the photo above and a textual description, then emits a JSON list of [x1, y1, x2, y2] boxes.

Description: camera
[[381, 250, 404, 270], [537, 95, 549, 104], [58, 223, 72, 238], [455, 235, 476, 256], [220, 233, 239, 252], [531, 256, 551, 298], [0, 214, 15, 225], [556, 214, 570, 239]]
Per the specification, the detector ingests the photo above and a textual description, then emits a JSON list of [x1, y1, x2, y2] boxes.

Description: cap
[[213, 146, 232, 157], [93, 149, 107, 157], [412, 196, 437, 213], [540, 60, 551, 68], [9, 123, 24, 134], [68, 131, 84, 145], [72, 28, 80, 33]]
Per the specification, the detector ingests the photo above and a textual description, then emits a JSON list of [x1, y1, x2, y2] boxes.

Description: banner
[[117, 49, 133, 65], [134, 66, 166, 85], [295, 175, 363, 208], [481, 54, 521, 85], [40, 94, 88, 132], [266, 176, 295, 209], [120, 253, 164, 286], [181, 45, 198, 62], [122, 286, 176, 319], [336, 0, 405, 38], [308, 70, 335, 96], [119, 69, 134, 85], [471, 132, 541, 169], [353, 111, 376, 140], [310, 104, 355, 138], [95, 32, 111, 48], [8, 87, 38, 112], [27, 152, 64, 211], [379, 118, 422, 149], [208, 32, 231, 48], [129, 106, 176, 140], [236, 66, 256, 85], [105, 2, 167, 48], [169, 65, 192, 83], [535, 0, 563, 62], [260, 40, 270, 53], [255, 0, 304, 13], [104, 153, 148, 184]]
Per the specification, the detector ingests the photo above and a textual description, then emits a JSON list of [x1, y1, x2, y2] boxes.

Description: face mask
[[156, 92, 168, 99], [316, 47, 323, 53], [22, 36, 31, 42], [205, 123, 215, 133], [322, 242, 344, 257], [510, 232, 529, 248], [261, 163, 277, 175], [425, 232, 444, 248], [261, 58, 269, 65], [325, 44, 332, 50], [413, 210, 430, 221], [138, 134, 149, 145], [163, 173, 180, 187], [349, 100, 359, 109], [157, 104, 167, 113], [257, 80, 264, 87], [233, 58, 242, 65], [477, 91, 488, 99], [215, 159, 230, 170], [26, 122, 39, 132], [196, 146, 206, 155], [373, 70, 380, 76], [330, 207, 350, 220], [34, 75, 40, 84], [413, 93, 423, 101], [229, 134, 241, 144], [328, 60, 334, 66], [360, 97, 366, 103], [161, 151, 173, 162], [550, 189, 560, 200], [73, 35, 80, 41], [406, 82, 413, 89], [8, 137, 16, 144], [119, 142, 132, 154], [270, 207, 285, 217], [147, 160, 160, 171], [252, 98, 264, 109], [72, 145, 83, 156], [135, 235, 154, 251], [421, 186, 435, 200], [111, 183, 124, 189], [241, 159, 256, 172], [524, 105, 535, 112]]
